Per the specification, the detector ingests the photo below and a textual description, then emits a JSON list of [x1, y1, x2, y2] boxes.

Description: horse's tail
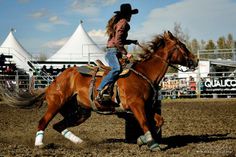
[[0, 86, 46, 109]]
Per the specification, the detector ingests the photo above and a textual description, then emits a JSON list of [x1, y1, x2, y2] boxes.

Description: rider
[[96, 3, 139, 101]]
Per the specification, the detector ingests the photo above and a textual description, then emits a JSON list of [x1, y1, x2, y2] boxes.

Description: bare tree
[[172, 22, 189, 43], [226, 33, 234, 49], [38, 52, 48, 61], [190, 39, 200, 54]]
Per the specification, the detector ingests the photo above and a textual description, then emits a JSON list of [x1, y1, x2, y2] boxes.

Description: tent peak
[[10, 28, 16, 33]]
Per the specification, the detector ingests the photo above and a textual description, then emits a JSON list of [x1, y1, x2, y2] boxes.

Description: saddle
[[77, 59, 133, 111], [77, 59, 132, 77]]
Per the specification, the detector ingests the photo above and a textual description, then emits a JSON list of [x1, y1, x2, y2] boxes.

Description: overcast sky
[[0, 0, 235, 56]]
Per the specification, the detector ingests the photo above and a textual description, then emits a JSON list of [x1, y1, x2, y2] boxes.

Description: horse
[[0, 31, 198, 151]]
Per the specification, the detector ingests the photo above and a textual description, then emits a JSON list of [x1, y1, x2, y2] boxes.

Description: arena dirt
[[0, 98, 236, 157]]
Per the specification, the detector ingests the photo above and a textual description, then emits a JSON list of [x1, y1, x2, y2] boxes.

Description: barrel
[[122, 99, 162, 143]]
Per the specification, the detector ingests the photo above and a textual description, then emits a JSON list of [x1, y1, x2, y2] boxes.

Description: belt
[[106, 47, 117, 50], [106, 47, 118, 50]]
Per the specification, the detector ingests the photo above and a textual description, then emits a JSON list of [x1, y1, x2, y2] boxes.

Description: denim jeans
[[97, 48, 121, 91]]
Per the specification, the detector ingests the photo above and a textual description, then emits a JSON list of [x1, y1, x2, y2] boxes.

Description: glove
[[126, 53, 133, 59], [122, 54, 128, 60]]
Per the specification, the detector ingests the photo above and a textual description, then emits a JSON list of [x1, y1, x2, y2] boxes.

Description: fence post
[[196, 50, 201, 98], [47, 76, 50, 86], [15, 70, 19, 92]]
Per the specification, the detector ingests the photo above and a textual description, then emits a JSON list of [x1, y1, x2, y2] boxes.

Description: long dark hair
[[106, 12, 130, 39], [106, 14, 121, 38]]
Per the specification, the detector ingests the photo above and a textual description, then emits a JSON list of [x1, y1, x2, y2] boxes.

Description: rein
[[137, 43, 194, 72], [129, 68, 158, 106]]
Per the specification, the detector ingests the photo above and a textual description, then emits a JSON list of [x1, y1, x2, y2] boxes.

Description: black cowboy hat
[[114, 3, 138, 15]]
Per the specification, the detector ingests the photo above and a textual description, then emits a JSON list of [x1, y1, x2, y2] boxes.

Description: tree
[[217, 36, 226, 49], [216, 34, 234, 59], [205, 40, 216, 50], [172, 22, 190, 43], [226, 33, 234, 49], [200, 40, 206, 50], [190, 39, 200, 54], [204, 40, 216, 59], [38, 53, 48, 61]]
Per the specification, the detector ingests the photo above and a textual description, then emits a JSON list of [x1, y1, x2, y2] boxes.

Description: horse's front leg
[[129, 101, 161, 151], [152, 100, 164, 141]]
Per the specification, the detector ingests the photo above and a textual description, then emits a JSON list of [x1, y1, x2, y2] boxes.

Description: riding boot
[[95, 85, 112, 102]]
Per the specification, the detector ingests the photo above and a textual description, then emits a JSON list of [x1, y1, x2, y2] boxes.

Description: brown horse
[[0, 31, 198, 151]]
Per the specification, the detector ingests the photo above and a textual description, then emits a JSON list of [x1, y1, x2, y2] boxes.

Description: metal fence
[[0, 48, 235, 99], [0, 74, 31, 91], [1, 71, 235, 99], [197, 49, 236, 61]]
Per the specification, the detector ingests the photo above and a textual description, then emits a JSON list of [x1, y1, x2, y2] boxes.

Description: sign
[[204, 78, 236, 92]]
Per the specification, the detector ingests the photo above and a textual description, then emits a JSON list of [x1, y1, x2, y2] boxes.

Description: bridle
[[167, 43, 197, 72], [137, 42, 196, 72]]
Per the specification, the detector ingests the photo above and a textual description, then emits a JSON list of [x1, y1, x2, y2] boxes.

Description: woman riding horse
[[96, 3, 139, 102], [0, 31, 198, 151]]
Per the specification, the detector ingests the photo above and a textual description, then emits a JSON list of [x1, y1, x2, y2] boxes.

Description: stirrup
[[101, 93, 111, 101], [96, 86, 112, 102], [96, 92, 111, 102]]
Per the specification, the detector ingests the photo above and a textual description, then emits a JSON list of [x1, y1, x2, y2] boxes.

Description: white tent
[[48, 22, 107, 65], [0, 30, 32, 72]]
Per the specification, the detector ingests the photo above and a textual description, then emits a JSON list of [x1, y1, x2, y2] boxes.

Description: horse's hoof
[[147, 141, 161, 151], [137, 135, 147, 147], [35, 144, 44, 149], [75, 139, 83, 144]]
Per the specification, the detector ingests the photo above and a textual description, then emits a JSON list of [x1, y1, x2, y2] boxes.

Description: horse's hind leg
[[53, 110, 91, 144], [35, 99, 61, 147], [53, 96, 91, 144]]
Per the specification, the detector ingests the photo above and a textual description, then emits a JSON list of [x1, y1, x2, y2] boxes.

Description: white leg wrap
[[144, 131, 153, 142], [35, 130, 44, 146], [61, 129, 83, 144]]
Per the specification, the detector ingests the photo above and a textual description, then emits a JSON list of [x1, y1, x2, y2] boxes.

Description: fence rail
[[0, 71, 236, 99]]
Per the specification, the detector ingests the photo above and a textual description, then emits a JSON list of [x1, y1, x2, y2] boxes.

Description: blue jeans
[[97, 48, 121, 91]]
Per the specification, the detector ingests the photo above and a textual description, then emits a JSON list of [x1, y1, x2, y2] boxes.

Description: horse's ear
[[167, 31, 174, 39], [163, 31, 168, 38]]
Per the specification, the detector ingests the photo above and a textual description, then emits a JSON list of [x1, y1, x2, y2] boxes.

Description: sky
[[0, 0, 235, 56]]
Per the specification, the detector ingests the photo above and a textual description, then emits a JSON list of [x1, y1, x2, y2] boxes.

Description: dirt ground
[[0, 98, 236, 157]]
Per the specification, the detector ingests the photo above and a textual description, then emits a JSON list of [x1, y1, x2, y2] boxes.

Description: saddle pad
[[78, 65, 130, 77], [77, 65, 102, 76]]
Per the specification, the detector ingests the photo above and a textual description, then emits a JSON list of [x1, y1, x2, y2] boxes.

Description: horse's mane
[[134, 35, 165, 62]]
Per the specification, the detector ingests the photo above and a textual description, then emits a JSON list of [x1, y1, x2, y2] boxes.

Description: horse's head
[[163, 31, 198, 70]]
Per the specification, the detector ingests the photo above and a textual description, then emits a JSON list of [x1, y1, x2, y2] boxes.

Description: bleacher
[[0, 53, 17, 75], [0, 53, 30, 90]]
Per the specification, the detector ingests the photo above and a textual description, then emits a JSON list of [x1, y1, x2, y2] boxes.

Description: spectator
[[61, 65, 66, 72], [5, 66, 12, 74], [49, 65, 53, 75], [40, 65, 47, 75], [0, 54, 5, 66], [189, 76, 196, 97]]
